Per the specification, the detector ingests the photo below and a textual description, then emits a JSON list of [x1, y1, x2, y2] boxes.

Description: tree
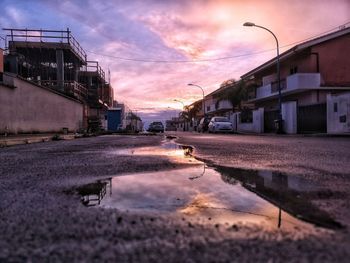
[[179, 101, 202, 121], [215, 79, 250, 111], [186, 101, 202, 119]]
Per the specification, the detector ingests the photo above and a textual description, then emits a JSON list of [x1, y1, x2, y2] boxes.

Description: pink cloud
[[17, 0, 349, 122]]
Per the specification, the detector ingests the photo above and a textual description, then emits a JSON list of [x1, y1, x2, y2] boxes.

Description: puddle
[[112, 138, 201, 164], [77, 137, 342, 232]]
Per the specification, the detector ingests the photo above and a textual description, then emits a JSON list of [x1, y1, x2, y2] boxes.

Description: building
[[0, 28, 114, 134], [79, 61, 113, 131], [203, 80, 234, 117], [240, 27, 350, 134], [165, 118, 177, 131]]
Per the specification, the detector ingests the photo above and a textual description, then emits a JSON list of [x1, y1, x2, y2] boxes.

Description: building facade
[[241, 27, 350, 134], [1, 28, 114, 134]]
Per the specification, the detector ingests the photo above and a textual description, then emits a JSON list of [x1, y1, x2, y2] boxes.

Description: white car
[[208, 117, 233, 133]]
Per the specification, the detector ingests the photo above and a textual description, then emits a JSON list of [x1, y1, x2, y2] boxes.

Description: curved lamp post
[[174, 99, 188, 131], [187, 83, 205, 116], [173, 99, 185, 109], [243, 22, 283, 133]]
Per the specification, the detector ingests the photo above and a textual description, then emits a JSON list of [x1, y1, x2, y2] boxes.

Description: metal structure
[[3, 28, 88, 101], [2, 27, 114, 132], [80, 61, 107, 105], [188, 83, 205, 116]]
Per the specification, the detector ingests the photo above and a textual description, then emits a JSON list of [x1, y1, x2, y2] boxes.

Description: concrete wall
[[282, 101, 297, 134], [236, 108, 264, 133], [229, 113, 238, 132], [327, 92, 350, 134], [0, 74, 83, 134]]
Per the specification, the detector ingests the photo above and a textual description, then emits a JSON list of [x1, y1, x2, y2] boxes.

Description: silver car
[[208, 117, 233, 133]]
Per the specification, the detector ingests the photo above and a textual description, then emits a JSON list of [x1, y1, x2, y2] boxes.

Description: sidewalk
[[167, 130, 350, 138], [0, 133, 76, 147]]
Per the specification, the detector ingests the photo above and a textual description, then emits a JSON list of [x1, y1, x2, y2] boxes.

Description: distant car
[[148, 121, 164, 133], [197, 117, 210, 133], [208, 117, 233, 133]]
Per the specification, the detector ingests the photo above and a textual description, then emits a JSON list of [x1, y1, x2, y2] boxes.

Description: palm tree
[[215, 79, 251, 112]]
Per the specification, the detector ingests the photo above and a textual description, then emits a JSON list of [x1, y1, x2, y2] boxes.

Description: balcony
[[217, 100, 232, 110], [206, 100, 232, 113], [253, 73, 321, 101]]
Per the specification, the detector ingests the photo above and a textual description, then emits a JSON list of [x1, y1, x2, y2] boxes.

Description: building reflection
[[78, 178, 112, 206], [218, 167, 342, 229]]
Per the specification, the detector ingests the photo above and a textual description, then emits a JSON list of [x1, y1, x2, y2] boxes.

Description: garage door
[[297, 103, 326, 133]]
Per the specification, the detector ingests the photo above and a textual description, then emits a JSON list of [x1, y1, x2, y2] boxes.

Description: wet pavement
[[78, 137, 342, 232], [1, 134, 350, 262]]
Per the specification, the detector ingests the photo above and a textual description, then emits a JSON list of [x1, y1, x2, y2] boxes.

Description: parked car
[[208, 117, 233, 133], [197, 117, 210, 133], [148, 121, 164, 133]]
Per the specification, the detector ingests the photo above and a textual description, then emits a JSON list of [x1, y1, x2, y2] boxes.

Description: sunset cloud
[[2, 0, 350, 125]]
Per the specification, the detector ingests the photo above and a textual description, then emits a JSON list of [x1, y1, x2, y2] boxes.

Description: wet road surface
[[78, 138, 341, 232], [1, 134, 349, 262]]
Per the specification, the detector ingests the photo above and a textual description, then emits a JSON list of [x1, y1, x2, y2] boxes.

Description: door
[[264, 110, 279, 133], [297, 103, 326, 133]]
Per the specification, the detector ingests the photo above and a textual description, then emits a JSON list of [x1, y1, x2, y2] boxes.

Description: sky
[[1, 0, 349, 126]]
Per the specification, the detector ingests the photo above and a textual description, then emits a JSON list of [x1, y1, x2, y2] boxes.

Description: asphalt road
[[176, 132, 350, 229], [0, 133, 349, 262]]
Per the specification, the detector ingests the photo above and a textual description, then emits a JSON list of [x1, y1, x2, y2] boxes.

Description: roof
[[241, 26, 350, 79]]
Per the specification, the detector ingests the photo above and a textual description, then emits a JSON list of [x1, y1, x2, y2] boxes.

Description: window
[[214, 117, 230, 122], [290, 66, 298, 75], [334, 103, 338, 113], [240, 110, 253, 123], [207, 106, 210, 112], [339, 115, 346, 123]]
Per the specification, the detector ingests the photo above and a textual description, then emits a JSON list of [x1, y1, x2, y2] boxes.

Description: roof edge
[[241, 26, 350, 79]]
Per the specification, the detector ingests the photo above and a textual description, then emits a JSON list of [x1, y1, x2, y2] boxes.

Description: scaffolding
[[3, 28, 88, 102], [80, 60, 113, 107], [2, 27, 114, 132]]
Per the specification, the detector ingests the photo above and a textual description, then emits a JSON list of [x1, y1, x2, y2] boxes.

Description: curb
[[0, 134, 76, 148]]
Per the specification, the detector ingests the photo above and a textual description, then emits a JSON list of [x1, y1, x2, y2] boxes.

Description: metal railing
[[82, 61, 106, 81], [3, 28, 87, 62], [38, 80, 88, 101]]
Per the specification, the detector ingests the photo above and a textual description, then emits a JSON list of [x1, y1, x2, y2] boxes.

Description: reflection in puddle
[[78, 178, 112, 206], [112, 139, 201, 164], [77, 138, 342, 231]]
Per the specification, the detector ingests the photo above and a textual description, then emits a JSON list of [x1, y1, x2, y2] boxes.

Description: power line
[[87, 21, 350, 63]]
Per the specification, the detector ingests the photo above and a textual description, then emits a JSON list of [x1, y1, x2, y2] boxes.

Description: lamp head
[[187, 83, 193, 86], [243, 22, 255, 27]]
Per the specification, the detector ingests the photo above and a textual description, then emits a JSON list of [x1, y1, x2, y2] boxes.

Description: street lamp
[[173, 99, 185, 109], [187, 83, 205, 116], [174, 99, 188, 131], [243, 22, 283, 133]]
